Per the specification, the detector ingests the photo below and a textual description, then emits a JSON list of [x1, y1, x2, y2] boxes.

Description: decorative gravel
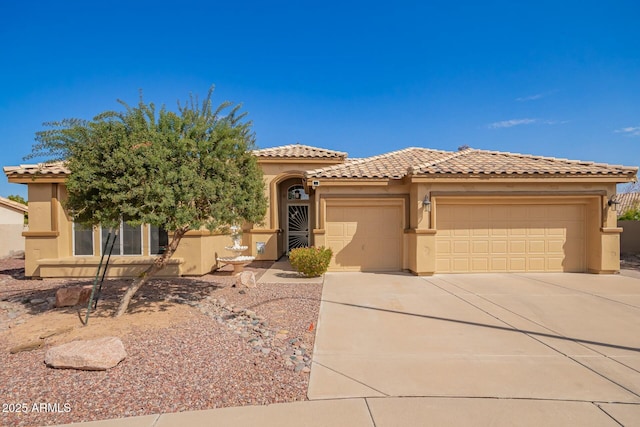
[[0, 256, 323, 426]]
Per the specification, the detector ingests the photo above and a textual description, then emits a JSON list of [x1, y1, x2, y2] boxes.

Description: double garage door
[[324, 198, 586, 273], [436, 202, 586, 273]]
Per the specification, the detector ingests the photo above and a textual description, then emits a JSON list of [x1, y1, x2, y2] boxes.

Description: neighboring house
[[0, 196, 28, 258], [617, 192, 640, 214], [617, 192, 640, 254], [3, 144, 638, 278]]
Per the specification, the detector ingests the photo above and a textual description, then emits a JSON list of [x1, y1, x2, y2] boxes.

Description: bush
[[619, 208, 640, 221], [289, 246, 333, 277]]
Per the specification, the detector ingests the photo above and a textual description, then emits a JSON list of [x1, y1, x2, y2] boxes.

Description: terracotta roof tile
[[409, 149, 638, 176], [305, 147, 452, 179], [618, 192, 640, 212], [254, 144, 347, 159], [3, 162, 70, 177]]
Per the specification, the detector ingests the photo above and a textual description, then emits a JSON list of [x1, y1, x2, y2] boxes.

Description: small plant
[[618, 208, 640, 221], [289, 246, 333, 277]]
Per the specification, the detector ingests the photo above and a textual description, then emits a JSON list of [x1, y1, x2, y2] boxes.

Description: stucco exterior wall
[[246, 159, 342, 261], [316, 179, 620, 275], [0, 224, 25, 258], [619, 220, 640, 254], [10, 157, 626, 277], [0, 203, 26, 258]]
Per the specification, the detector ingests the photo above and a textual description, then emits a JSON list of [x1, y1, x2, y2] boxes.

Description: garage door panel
[[436, 203, 585, 273], [491, 240, 507, 253], [327, 223, 345, 237], [326, 203, 402, 272], [528, 240, 545, 253], [472, 258, 489, 272], [453, 241, 470, 254], [472, 240, 489, 253], [472, 228, 490, 237], [547, 240, 564, 253], [453, 258, 469, 271], [491, 228, 508, 237], [491, 258, 508, 270], [529, 257, 545, 270], [436, 240, 452, 254], [509, 258, 526, 271], [510, 240, 526, 253]]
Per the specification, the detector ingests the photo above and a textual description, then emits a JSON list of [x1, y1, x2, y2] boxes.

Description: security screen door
[[287, 205, 309, 252]]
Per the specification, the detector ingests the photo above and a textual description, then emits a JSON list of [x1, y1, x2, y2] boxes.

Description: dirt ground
[[0, 256, 272, 347], [1, 256, 323, 426]]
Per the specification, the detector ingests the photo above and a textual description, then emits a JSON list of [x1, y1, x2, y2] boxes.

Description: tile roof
[[3, 162, 70, 177], [0, 196, 28, 213], [409, 148, 638, 176], [618, 192, 640, 212], [305, 147, 453, 179], [254, 144, 347, 159], [306, 147, 638, 179]]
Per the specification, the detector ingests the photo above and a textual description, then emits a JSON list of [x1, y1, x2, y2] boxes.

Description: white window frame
[[72, 222, 94, 256], [100, 220, 143, 256]]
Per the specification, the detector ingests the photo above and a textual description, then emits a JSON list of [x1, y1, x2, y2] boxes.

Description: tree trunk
[[114, 226, 189, 317]]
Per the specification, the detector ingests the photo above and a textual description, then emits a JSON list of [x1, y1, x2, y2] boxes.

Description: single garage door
[[436, 202, 585, 273], [325, 200, 403, 271]]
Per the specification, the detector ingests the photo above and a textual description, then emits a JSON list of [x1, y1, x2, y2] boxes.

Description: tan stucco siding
[[0, 203, 26, 258], [258, 161, 342, 231], [0, 224, 25, 258]]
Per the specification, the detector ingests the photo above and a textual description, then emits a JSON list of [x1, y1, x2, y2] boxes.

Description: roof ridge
[[254, 143, 347, 157], [305, 146, 449, 175]]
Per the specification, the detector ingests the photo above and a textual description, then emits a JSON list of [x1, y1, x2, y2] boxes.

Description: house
[[617, 192, 640, 214], [3, 144, 637, 277], [0, 196, 28, 258]]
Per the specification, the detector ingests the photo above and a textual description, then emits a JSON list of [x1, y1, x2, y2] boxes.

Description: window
[[287, 185, 309, 201], [101, 220, 142, 255], [73, 223, 94, 256], [150, 226, 169, 255]]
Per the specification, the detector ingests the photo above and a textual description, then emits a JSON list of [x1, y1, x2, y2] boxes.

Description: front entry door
[[288, 204, 309, 252]]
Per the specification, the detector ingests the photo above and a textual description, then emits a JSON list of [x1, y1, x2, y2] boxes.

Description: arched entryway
[[277, 176, 314, 255]]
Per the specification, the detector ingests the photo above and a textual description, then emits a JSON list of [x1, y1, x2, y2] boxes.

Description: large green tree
[[29, 88, 267, 316]]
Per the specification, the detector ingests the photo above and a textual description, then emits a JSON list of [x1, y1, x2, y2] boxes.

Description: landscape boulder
[[55, 286, 92, 307], [45, 337, 127, 370], [236, 271, 257, 289]]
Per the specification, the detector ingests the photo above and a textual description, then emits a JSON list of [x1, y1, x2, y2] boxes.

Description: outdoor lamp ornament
[[422, 194, 431, 211], [607, 196, 620, 211]]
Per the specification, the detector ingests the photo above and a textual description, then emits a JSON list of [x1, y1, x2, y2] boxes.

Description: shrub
[[618, 208, 640, 221], [289, 246, 333, 277]]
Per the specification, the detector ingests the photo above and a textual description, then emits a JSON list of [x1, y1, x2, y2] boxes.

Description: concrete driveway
[[309, 272, 640, 425]]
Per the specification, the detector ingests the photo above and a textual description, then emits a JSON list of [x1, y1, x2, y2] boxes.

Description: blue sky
[[1, 0, 639, 198]]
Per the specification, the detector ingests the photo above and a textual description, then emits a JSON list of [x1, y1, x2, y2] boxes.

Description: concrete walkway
[[56, 272, 640, 426]]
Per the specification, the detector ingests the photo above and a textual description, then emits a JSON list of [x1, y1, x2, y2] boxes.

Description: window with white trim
[[101, 220, 142, 255], [73, 223, 94, 256]]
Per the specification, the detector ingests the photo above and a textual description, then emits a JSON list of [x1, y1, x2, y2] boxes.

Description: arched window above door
[[287, 185, 309, 201]]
